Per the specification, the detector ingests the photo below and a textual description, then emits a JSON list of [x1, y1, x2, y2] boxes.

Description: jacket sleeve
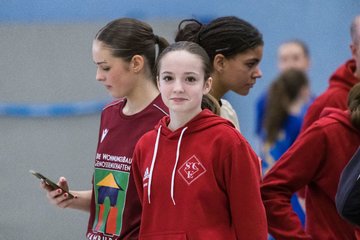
[[222, 132, 268, 240], [335, 147, 360, 226], [261, 124, 327, 239], [338, 180, 360, 226], [131, 143, 144, 206]]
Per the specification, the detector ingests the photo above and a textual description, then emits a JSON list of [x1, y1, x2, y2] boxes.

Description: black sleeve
[[335, 147, 360, 226]]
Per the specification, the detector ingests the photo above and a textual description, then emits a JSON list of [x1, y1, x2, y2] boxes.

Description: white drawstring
[[147, 125, 162, 204], [171, 127, 187, 205]]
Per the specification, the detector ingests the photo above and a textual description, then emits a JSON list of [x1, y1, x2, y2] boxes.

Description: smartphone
[[30, 170, 74, 199]]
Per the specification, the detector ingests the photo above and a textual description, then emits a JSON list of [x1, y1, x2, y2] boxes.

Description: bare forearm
[[68, 190, 92, 212]]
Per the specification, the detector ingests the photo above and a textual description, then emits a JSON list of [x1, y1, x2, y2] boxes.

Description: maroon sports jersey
[[86, 95, 168, 240]]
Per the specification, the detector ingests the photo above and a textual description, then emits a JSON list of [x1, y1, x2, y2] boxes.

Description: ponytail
[[202, 94, 220, 115], [348, 83, 360, 130], [263, 69, 309, 144], [155, 35, 169, 54], [152, 35, 170, 78]]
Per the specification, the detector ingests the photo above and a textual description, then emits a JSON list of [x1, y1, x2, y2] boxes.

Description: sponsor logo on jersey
[[101, 128, 109, 143], [92, 169, 129, 237]]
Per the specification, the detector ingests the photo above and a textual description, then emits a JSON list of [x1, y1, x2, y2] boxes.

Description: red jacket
[[132, 110, 267, 240], [261, 108, 360, 240], [297, 59, 359, 199], [301, 59, 359, 131]]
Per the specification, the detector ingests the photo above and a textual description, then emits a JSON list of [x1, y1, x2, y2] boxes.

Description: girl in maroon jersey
[[41, 18, 169, 239]]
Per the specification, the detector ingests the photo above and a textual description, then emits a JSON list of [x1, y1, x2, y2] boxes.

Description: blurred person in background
[[300, 15, 360, 131], [261, 69, 311, 172], [295, 14, 360, 217], [255, 39, 312, 141], [261, 82, 360, 239], [255, 40, 313, 232]]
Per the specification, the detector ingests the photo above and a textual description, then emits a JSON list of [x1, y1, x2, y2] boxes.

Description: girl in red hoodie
[[131, 41, 267, 240], [261, 83, 360, 239]]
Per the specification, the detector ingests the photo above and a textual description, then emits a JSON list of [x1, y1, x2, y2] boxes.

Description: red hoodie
[[131, 109, 267, 240], [301, 59, 359, 131], [261, 108, 360, 239]]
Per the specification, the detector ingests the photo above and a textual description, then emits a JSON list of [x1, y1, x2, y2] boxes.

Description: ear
[[203, 77, 212, 94], [213, 54, 226, 72], [350, 43, 358, 59], [130, 55, 145, 73], [156, 76, 161, 89]]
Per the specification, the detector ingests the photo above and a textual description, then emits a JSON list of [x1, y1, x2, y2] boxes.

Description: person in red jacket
[[296, 14, 360, 207], [261, 82, 360, 239], [301, 15, 360, 131], [131, 41, 267, 240]]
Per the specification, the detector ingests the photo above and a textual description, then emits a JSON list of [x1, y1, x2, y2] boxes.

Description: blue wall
[[0, 3, 359, 239], [1, 0, 359, 146]]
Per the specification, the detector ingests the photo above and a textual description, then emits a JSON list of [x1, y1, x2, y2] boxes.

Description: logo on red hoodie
[[178, 155, 206, 185]]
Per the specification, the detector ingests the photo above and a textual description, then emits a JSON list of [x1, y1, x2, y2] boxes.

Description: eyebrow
[[246, 58, 261, 63], [184, 72, 199, 75], [94, 60, 107, 65], [160, 71, 199, 75], [160, 71, 172, 74]]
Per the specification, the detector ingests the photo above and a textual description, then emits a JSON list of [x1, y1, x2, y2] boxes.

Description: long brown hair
[[348, 82, 360, 130], [263, 69, 309, 144]]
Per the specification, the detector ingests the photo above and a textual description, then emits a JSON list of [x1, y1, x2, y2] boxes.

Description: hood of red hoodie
[[320, 107, 359, 133], [154, 109, 235, 140], [329, 59, 359, 91], [145, 109, 235, 205]]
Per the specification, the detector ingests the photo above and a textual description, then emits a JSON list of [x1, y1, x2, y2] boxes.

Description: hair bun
[[154, 35, 160, 44]]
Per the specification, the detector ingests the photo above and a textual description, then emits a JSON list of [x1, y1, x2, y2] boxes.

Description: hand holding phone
[[30, 170, 74, 199]]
